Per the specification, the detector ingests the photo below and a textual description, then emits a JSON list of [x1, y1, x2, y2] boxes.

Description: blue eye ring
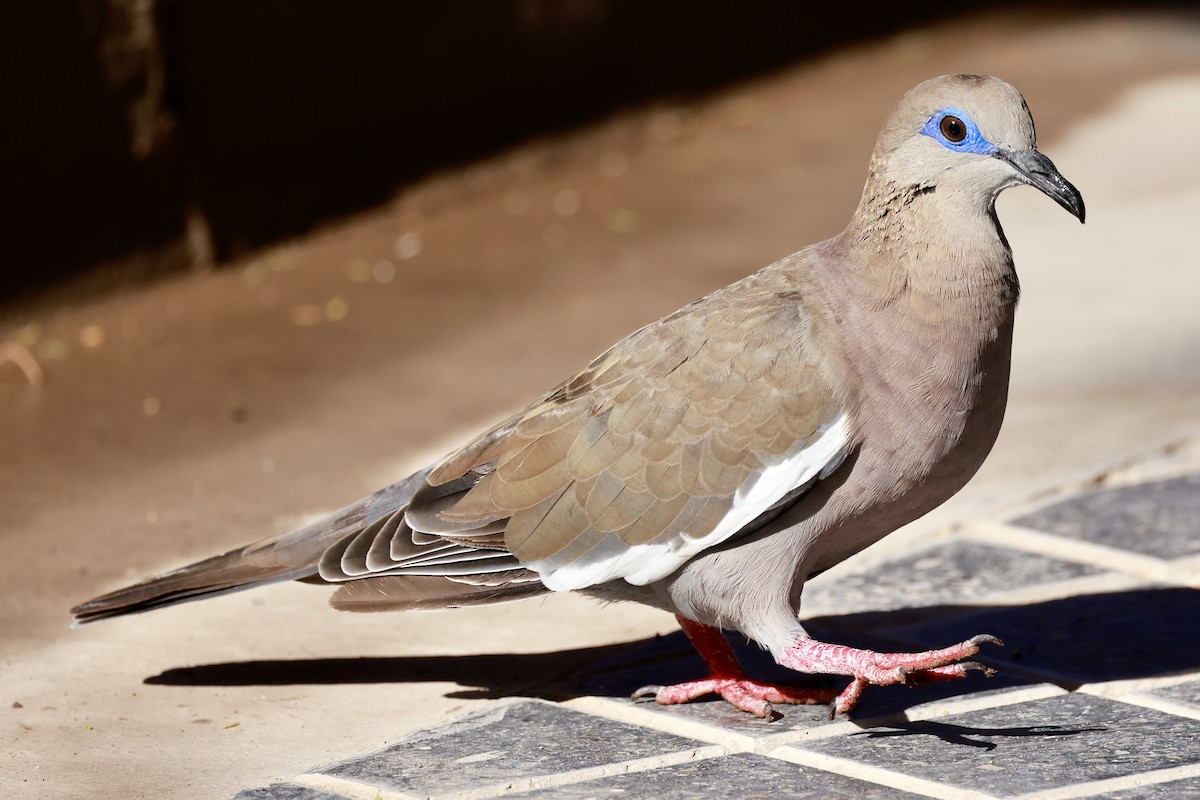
[[922, 108, 998, 155]]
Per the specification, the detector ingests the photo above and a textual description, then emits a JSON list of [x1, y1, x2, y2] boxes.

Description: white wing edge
[[533, 412, 850, 590]]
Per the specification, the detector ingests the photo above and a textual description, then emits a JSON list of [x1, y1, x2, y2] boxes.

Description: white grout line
[[294, 772, 418, 799], [1084, 448, 1200, 491], [1118, 691, 1200, 722], [752, 718, 872, 750], [1009, 762, 1200, 800], [1075, 685, 1200, 723], [433, 745, 728, 799], [770, 746, 1001, 800], [1075, 670, 1200, 699], [961, 520, 1177, 583], [1168, 553, 1200, 584]]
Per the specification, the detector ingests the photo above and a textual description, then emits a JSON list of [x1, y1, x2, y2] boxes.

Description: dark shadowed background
[[2, 0, 1194, 308]]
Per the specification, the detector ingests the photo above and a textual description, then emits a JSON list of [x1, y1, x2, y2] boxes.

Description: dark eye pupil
[[940, 116, 966, 143]]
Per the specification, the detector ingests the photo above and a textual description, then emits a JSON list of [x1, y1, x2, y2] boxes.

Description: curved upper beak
[[994, 149, 1085, 223]]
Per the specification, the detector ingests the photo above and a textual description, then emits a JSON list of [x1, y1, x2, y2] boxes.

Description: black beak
[[995, 149, 1085, 223]]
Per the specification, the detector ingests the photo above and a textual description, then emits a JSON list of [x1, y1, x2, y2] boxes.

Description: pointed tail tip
[[69, 581, 259, 625], [68, 565, 211, 624], [69, 588, 169, 625], [70, 590, 129, 625], [68, 553, 316, 627], [70, 596, 157, 625]]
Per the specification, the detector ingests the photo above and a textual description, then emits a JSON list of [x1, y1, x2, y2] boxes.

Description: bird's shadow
[[849, 720, 1107, 751], [147, 586, 1200, 723]]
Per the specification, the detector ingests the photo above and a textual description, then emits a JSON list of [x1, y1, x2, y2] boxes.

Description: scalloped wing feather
[[409, 272, 849, 591]]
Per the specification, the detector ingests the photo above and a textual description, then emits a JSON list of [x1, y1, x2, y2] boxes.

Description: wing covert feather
[[410, 270, 848, 590]]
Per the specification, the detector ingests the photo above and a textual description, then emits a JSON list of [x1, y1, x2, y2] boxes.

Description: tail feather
[[70, 548, 315, 624], [71, 469, 433, 625]]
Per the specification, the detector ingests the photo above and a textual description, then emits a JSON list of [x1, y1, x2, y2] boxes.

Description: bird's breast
[[802, 283, 1017, 573], [861, 304, 1012, 487]]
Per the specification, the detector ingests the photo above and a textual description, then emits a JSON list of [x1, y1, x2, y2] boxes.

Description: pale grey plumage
[[72, 75, 1083, 713]]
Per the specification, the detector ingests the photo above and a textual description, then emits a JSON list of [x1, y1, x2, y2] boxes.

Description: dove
[[73, 74, 1084, 718]]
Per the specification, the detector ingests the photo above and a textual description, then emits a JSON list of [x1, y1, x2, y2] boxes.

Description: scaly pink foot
[[777, 634, 1002, 716], [631, 616, 838, 719]]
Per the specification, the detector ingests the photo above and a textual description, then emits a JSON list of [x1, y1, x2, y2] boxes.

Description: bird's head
[[870, 74, 1085, 223]]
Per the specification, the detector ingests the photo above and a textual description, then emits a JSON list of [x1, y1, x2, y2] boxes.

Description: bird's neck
[[839, 176, 1018, 313], [808, 173, 1021, 416]]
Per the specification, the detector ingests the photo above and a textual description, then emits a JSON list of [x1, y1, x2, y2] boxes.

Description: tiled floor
[[234, 469, 1200, 800]]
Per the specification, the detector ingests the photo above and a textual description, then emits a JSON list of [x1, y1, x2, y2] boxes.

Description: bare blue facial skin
[[922, 107, 999, 155]]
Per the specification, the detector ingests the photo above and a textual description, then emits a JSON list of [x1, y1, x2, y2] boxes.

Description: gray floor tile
[[317, 701, 706, 796], [804, 539, 1102, 616], [794, 693, 1200, 797], [1012, 474, 1200, 559], [231, 785, 349, 800], [504, 752, 924, 799]]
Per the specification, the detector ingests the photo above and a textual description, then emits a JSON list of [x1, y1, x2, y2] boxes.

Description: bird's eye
[[940, 115, 967, 143]]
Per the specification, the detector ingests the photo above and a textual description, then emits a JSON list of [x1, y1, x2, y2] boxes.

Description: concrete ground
[[4, 9, 1200, 799]]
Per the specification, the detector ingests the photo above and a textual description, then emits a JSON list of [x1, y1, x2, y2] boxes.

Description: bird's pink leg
[[777, 634, 1001, 716], [631, 616, 838, 719]]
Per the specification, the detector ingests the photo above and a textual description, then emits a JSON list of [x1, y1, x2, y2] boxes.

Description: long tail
[[71, 470, 430, 625]]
